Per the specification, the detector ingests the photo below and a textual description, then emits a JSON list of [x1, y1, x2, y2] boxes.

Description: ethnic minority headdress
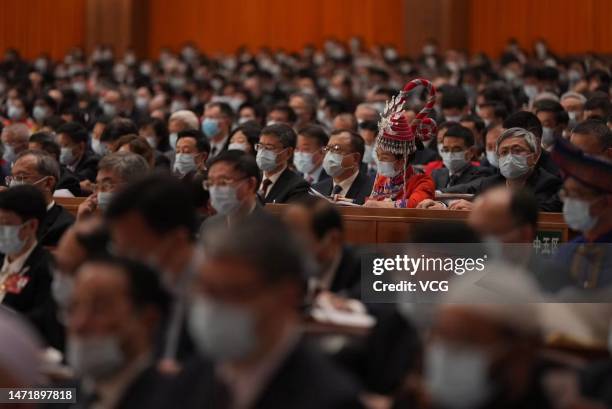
[[375, 78, 437, 157]]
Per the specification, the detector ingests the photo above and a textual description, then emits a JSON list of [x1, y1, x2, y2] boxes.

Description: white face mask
[[174, 153, 197, 175], [145, 136, 157, 149], [97, 191, 113, 211], [499, 154, 531, 179], [426, 341, 493, 409], [362, 145, 374, 164], [209, 185, 242, 215], [0, 224, 26, 255], [486, 150, 499, 168], [67, 336, 125, 380], [256, 149, 278, 172], [322, 152, 349, 177], [2, 144, 17, 164], [169, 133, 179, 150], [445, 115, 462, 123], [375, 151, 399, 178], [563, 197, 598, 232], [293, 151, 316, 175], [541, 127, 555, 147], [228, 142, 248, 152], [188, 295, 256, 361], [60, 147, 76, 166], [441, 151, 468, 174], [91, 139, 108, 156]]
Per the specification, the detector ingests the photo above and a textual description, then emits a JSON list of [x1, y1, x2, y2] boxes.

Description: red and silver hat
[[375, 78, 437, 156]]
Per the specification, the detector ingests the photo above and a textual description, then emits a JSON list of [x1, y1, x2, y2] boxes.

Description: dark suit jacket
[[302, 167, 331, 184], [39, 203, 75, 247], [58, 166, 82, 197], [412, 147, 438, 165], [263, 168, 310, 204], [330, 245, 362, 299], [160, 340, 364, 409], [312, 169, 375, 205], [443, 167, 562, 212], [73, 150, 100, 182], [1, 244, 62, 348], [431, 165, 494, 190]]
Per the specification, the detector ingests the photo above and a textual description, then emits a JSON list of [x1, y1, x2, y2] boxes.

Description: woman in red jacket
[[364, 78, 437, 208]]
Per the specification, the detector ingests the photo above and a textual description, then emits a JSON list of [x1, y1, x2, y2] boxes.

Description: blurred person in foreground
[[48, 257, 171, 409], [168, 214, 364, 408], [364, 79, 437, 208]]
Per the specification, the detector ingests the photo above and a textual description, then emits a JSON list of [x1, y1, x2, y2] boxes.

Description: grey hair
[[15, 150, 61, 187], [98, 152, 150, 183], [560, 91, 587, 105], [496, 127, 539, 153], [168, 110, 199, 130], [290, 92, 318, 114], [2, 123, 30, 142]]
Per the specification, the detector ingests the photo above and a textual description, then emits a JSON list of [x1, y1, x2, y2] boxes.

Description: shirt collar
[[263, 165, 287, 184], [306, 164, 323, 182], [1, 240, 38, 276], [333, 169, 359, 196], [47, 201, 55, 211]]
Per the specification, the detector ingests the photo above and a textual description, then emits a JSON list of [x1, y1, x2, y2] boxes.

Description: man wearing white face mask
[[256, 124, 309, 204], [293, 125, 330, 184], [201, 151, 263, 231], [432, 125, 492, 189], [173, 130, 210, 180], [62, 257, 171, 408], [56, 122, 100, 184], [440, 86, 469, 124], [313, 130, 374, 204], [1, 123, 29, 174], [443, 127, 562, 212], [534, 99, 568, 151], [167, 110, 199, 154], [0, 186, 58, 348], [560, 91, 587, 128]]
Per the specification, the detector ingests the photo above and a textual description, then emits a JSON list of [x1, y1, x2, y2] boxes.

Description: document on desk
[[308, 188, 362, 207]]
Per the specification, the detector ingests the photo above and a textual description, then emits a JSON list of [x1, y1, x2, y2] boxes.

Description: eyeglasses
[[322, 144, 348, 154], [202, 176, 248, 190], [497, 146, 532, 157], [4, 175, 47, 186], [254, 143, 284, 152], [91, 182, 121, 192]]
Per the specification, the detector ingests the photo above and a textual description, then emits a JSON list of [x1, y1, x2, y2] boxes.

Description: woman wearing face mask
[[227, 121, 262, 157], [364, 79, 437, 208]]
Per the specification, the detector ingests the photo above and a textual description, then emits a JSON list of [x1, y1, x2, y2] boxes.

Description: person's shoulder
[[54, 203, 76, 223]]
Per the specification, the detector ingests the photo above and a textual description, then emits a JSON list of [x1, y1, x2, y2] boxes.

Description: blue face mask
[[202, 118, 221, 139], [210, 185, 242, 215], [188, 295, 256, 361], [322, 152, 346, 177], [60, 147, 76, 166], [0, 224, 26, 255], [441, 151, 468, 174], [563, 197, 598, 232], [97, 191, 114, 212], [174, 153, 197, 175], [486, 150, 498, 168], [228, 142, 248, 152], [375, 151, 399, 178], [256, 149, 278, 172], [293, 151, 316, 175]]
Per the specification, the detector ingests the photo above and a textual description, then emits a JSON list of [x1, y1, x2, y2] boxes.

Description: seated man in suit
[[256, 123, 309, 203], [172, 129, 210, 180], [56, 122, 100, 184], [55, 257, 171, 409], [29, 132, 81, 197], [0, 185, 58, 347], [293, 124, 330, 184], [201, 150, 264, 230], [433, 124, 493, 190], [174, 214, 363, 408], [8, 150, 75, 247], [313, 129, 374, 205]]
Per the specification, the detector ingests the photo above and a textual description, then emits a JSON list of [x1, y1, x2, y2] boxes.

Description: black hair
[[29, 132, 61, 160], [534, 99, 568, 126], [503, 111, 543, 139], [261, 123, 297, 149], [206, 101, 234, 120], [572, 119, 612, 150], [0, 185, 46, 224], [229, 121, 262, 152], [269, 103, 297, 124], [105, 174, 198, 238], [57, 121, 89, 144], [460, 114, 485, 135], [294, 196, 344, 239], [585, 95, 612, 119], [359, 120, 378, 133], [441, 86, 468, 110], [329, 129, 365, 161], [509, 188, 538, 230], [207, 149, 262, 187], [297, 125, 329, 148], [443, 124, 475, 147], [140, 117, 170, 151], [177, 129, 211, 154], [100, 118, 138, 143]]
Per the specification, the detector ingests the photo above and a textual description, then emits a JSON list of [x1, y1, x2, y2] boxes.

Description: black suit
[[73, 150, 100, 182], [431, 165, 494, 190], [443, 167, 562, 212], [262, 168, 310, 204], [329, 245, 362, 299], [312, 169, 375, 205], [39, 203, 75, 247], [58, 165, 82, 197], [160, 340, 364, 409], [412, 146, 438, 165], [1, 244, 62, 348], [301, 167, 331, 185]]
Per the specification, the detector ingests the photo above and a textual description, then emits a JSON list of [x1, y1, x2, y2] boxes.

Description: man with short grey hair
[[560, 91, 587, 126], [77, 152, 150, 219], [1, 123, 30, 174], [289, 92, 318, 130], [168, 110, 199, 150], [442, 127, 562, 211], [9, 150, 75, 246]]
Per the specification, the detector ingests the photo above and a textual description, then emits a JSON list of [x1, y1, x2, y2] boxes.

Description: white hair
[[356, 102, 380, 115], [496, 127, 539, 153], [2, 123, 30, 142], [169, 110, 199, 130]]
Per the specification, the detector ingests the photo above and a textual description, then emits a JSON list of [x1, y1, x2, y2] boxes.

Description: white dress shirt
[[0, 240, 38, 302], [332, 169, 359, 196], [259, 165, 287, 197]]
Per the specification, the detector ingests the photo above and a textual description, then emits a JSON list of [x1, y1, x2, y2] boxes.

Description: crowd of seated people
[[0, 39, 611, 408]]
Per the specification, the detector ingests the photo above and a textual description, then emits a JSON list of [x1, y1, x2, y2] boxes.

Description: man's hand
[[80, 180, 94, 195], [416, 199, 447, 210], [77, 193, 98, 220], [448, 199, 474, 211]]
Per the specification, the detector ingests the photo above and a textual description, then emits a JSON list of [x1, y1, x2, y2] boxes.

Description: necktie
[[211, 146, 218, 156], [260, 179, 272, 197], [305, 175, 314, 184], [332, 184, 343, 195]]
